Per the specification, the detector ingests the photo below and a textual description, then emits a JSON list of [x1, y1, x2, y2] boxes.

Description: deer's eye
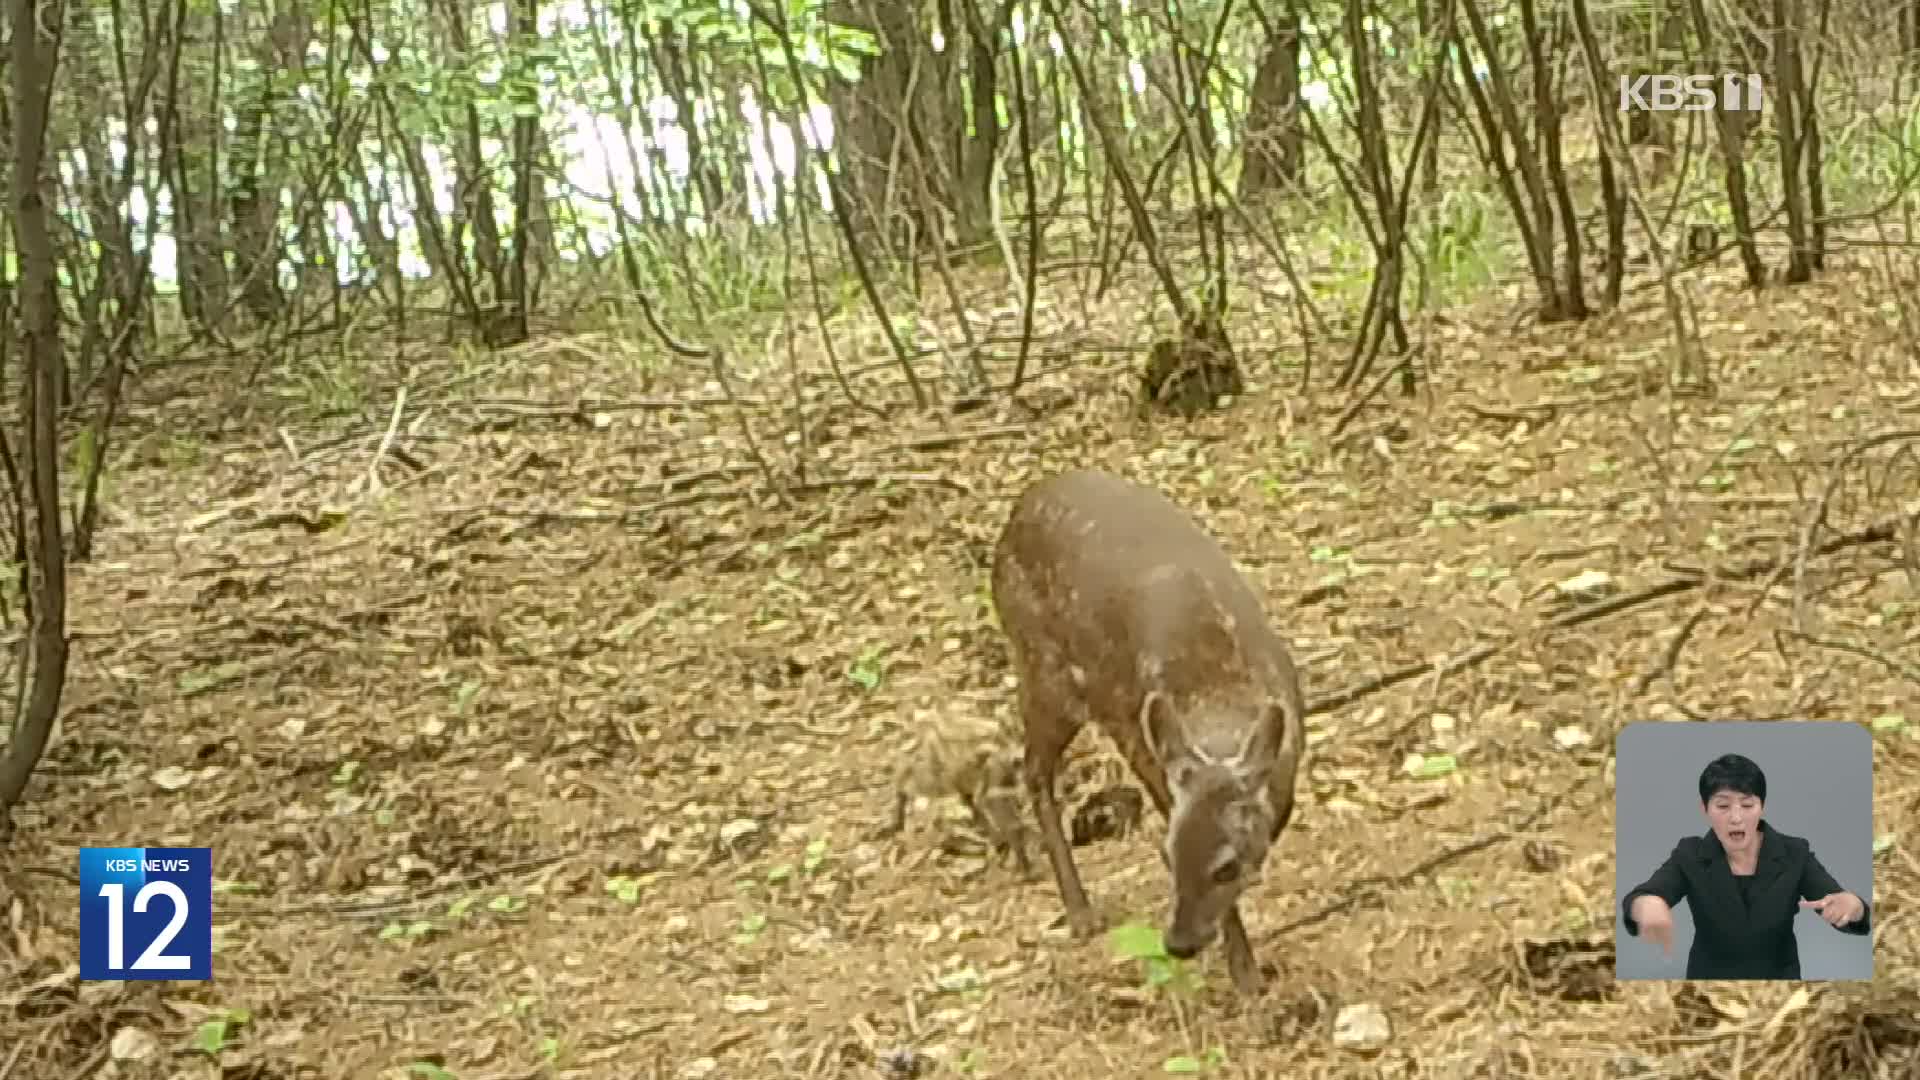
[[1210, 859, 1241, 885]]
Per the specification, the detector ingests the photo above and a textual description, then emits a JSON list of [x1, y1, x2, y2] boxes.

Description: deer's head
[[1140, 690, 1285, 960]]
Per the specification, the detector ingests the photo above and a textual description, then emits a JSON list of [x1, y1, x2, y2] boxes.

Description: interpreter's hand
[[1631, 895, 1675, 957], [1799, 892, 1865, 928]]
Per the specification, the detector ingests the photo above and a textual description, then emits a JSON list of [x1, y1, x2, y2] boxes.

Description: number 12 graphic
[[78, 847, 213, 981]]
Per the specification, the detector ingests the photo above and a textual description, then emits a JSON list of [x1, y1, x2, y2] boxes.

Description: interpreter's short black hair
[[1698, 753, 1767, 805]]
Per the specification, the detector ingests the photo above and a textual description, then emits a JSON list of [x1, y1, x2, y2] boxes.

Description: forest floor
[[4, 243, 1920, 1080]]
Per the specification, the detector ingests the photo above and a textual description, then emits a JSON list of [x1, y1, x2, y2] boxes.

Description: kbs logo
[[1619, 73, 1764, 113], [78, 846, 214, 981]]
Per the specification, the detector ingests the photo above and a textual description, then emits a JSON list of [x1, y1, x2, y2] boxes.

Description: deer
[[990, 468, 1305, 994]]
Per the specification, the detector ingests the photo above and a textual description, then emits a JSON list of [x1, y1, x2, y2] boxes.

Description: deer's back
[[991, 470, 1298, 717]]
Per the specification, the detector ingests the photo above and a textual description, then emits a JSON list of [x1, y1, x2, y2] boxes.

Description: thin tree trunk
[[0, 0, 73, 833]]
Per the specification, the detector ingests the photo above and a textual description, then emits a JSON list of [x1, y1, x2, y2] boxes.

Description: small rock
[[150, 766, 195, 792], [1552, 725, 1591, 750], [879, 1046, 924, 1079], [1555, 569, 1615, 600], [1522, 841, 1564, 872], [1332, 1002, 1391, 1052], [109, 1026, 160, 1062], [1611, 1052, 1665, 1078], [1490, 578, 1525, 612]]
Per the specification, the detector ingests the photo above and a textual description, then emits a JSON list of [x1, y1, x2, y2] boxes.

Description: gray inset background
[[1614, 721, 1875, 981]]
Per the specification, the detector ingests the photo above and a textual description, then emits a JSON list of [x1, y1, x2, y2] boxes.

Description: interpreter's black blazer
[[1621, 820, 1872, 979]]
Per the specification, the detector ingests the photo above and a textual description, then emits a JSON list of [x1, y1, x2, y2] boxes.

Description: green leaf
[[1107, 922, 1166, 960], [829, 25, 881, 56], [192, 1020, 229, 1056], [733, 912, 768, 945], [176, 663, 242, 694], [1871, 714, 1906, 734], [935, 966, 983, 992], [847, 647, 886, 690], [452, 680, 482, 714], [1407, 752, 1458, 778], [1164, 1055, 1203, 1074]]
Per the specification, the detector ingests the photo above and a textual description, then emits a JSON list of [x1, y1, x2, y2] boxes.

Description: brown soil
[[3, 257, 1918, 1080]]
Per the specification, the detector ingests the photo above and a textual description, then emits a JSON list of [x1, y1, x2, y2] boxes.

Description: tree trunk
[[1241, 4, 1303, 199], [0, 0, 73, 836], [227, 4, 311, 322], [653, 20, 724, 220], [824, 0, 933, 264]]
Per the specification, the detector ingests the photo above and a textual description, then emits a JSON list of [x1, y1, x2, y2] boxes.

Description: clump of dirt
[[1139, 308, 1242, 417]]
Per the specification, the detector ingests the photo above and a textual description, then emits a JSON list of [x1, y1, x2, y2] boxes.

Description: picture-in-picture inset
[[1615, 720, 1874, 981]]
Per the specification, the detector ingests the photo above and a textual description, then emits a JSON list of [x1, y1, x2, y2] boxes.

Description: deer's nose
[[1164, 922, 1212, 959]]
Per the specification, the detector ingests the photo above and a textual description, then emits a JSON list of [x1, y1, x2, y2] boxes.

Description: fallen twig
[[363, 383, 408, 495], [1631, 601, 1711, 695], [460, 468, 973, 545], [1460, 391, 1641, 426], [220, 853, 571, 920], [875, 425, 1032, 455], [1791, 429, 1920, 631], [790, 471, 974, 497], [1307, 515, 1902, 717], [1789, 630, 1920, 688], [1271, 771, 1584, 937], [469, 395, 756, 413], [631, 290, 777, 490], [179, 644, 323, 698], [1329, 350, 1418, 439]]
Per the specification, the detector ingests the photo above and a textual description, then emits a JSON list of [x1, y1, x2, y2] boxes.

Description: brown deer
[[991, 468, 1305, 993]]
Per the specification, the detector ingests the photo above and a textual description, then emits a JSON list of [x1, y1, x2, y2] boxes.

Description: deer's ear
[[1233, 699, 1292, 768], [1140, 691, 1187, 764]]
